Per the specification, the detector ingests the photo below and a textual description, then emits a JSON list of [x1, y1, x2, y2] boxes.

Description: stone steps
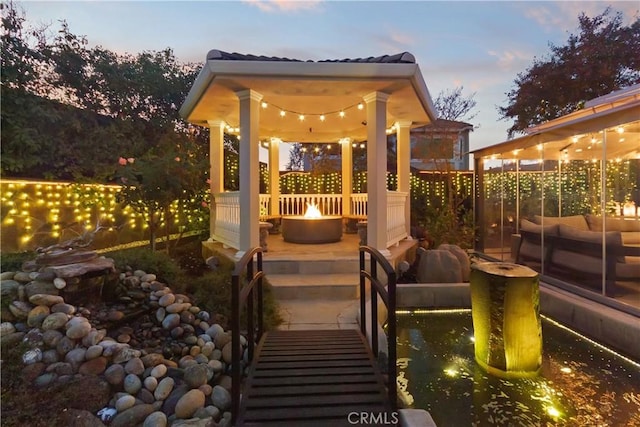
[[267, 273, 360, 300], [262, 258, 359, 275]]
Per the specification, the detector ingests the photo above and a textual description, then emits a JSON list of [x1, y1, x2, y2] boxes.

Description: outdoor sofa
[[513, 214, 640, 295]]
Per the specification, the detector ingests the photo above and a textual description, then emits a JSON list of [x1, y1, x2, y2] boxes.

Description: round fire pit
[[281, 216, 343, 244]]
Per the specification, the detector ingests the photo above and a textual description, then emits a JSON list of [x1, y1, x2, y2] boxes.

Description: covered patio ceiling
[[180, 50, 437, 143]]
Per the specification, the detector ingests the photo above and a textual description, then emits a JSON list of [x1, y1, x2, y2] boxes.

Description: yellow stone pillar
[[470, 262, 541, 378]]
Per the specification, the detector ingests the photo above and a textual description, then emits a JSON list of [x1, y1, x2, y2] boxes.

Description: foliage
[[1, 1, 209, 183], [108, 246, 183, 284], [0, 250, 35, 272], [499, 8, 640, 137], [412, 195, 474, 249], [433, 86, 478, 122], [115, 132, 209, 251], [190, 257, 283, 331]]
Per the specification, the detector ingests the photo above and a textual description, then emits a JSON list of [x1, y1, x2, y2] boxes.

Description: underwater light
[[444, 368, 458, 378], [546, 406, 561, 419]]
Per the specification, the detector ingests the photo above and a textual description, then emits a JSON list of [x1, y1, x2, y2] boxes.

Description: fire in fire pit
[[281, 203, 343, 244]]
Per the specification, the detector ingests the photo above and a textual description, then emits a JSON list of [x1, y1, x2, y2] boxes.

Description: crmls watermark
[[348, 412, 400, 425]]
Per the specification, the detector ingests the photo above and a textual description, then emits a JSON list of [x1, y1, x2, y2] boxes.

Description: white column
[[396, 120, 412, 238], [208, 120, 225, 240], [237, 89, 262, 255], [340, 138, 352, 216], [269, 137, 281, 216], [364, 91, 390, 255]]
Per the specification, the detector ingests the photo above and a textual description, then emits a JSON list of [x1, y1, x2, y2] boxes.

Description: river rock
[[110, 403, 156, 427], [25, 280, 58, 298], [1, 279, 20, 298], [43, 329, 64, 347], [159, 293, 176, 307], [154, 377, 175, 401], [113, 347, 141, 364], [23, 348, 43, 365], [183, 364, 209, 389], [29, 293, 64, 306], [143, 411, 167, 427], [41, 312, 69, 331], [162, 313, 180, 330], [85, 345, 104, 359], [53, 277, 67, 289], [175, 389, 205, 419], [51, 302, 76, 315], [67, 321, 92, 339], [0, 321, 16, 337], [150, 363, 168, 378], [9, 301, 32, 319], [79, 356, 108, 375], [211, 385, 231, 411], [125, 357, 145, 376], [104, 363, 125, 386], [115, 394, 137, 412], [123, 373, 142, 394], [27, 305, 50, 328], [144, 376, 158, 392]]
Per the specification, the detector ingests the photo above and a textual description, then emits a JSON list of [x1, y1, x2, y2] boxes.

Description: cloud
[[522, 2, 639, 33], [371, 27, 416, 53], [487, 49, 532, 72], [242, 0, 323, 13]]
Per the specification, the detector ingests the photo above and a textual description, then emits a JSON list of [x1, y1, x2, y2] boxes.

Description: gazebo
[[180, 50, 437, 257]]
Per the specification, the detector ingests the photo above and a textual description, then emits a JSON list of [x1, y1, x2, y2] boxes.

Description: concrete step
[[263, 258, 359, 275], [267, 273, 360, 300]]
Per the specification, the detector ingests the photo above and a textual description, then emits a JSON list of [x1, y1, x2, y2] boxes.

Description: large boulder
[[437, 244, 471, 282], [416, 248, 463, 283]]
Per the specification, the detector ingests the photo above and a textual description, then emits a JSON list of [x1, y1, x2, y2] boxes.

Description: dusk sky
[[18, 1, 639, 166]]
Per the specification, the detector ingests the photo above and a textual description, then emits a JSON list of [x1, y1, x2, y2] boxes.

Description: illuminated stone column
[[340, 137, 352, 216], [470, 262, 541, 378], [364, 91, 390, 255], [268, 137, 281, 217], [208, 120, 225, 240], [237, 89, 262, 255], [396, 120, 412, 237]]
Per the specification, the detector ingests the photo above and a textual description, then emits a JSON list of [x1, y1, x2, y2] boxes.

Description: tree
[[115, 132, 209, 252], [286, 143, 305, 171], [499, 8, 640, 137], [433, 86, 478, 122]]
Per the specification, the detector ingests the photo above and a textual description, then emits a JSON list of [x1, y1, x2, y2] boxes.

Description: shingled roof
[[206, 49, 416, 64]]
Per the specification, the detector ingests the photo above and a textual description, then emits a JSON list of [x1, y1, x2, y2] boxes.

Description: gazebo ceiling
[[180, 50, 437, 143]]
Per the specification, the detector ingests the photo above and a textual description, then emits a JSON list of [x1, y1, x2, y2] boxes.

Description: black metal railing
[[231, 247, 265, 424], [359, 245, 397, 410]]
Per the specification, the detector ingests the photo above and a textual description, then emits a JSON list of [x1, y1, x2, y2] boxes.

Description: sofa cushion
[[617, 260, 640, 280], [585, 215, 640, 233], [556, 224, 624, 263], [533, 215, 589, 231], [622, 232, 640, 245], [518, 219, 558, 262]]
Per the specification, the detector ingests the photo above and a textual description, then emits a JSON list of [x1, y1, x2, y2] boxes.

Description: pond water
[[396, 310, 640, 426]]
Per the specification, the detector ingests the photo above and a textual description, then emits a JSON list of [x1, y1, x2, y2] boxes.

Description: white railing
[[386, 191, 408, 247], [259, 194, 271, 220], [279, 194, 343, 216], [350, 194, 368, 218], [212, 192, 407, 250], [212, 192, 240, 249]]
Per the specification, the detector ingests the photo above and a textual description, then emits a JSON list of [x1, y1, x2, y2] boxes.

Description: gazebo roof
[[180, 50, 437, 143]]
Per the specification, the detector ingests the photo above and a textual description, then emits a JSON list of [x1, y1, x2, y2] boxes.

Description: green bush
[[191, 262, 283, 331], [0, 251, 36, 272], [107, 247, 184, 284]]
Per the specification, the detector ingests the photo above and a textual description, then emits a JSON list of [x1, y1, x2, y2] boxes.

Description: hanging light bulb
[[261, 102, 268, 109], [339, 111, 345, 118], [299, 114, 305, 121], [357, 103, 364, 110], [319, 114, 325, 122], [280, 110, 286, 117]]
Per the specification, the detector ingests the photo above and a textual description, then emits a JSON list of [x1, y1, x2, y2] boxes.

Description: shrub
[[0, 251, 36, 272], [191, 259, 282, 331], [107, 247, 183, 284]]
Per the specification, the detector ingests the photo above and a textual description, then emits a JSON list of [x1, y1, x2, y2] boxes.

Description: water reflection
[[396, 311, 640, 426]]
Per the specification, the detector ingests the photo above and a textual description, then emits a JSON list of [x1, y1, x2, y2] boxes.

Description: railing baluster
[[359, 245, 397, 411]]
